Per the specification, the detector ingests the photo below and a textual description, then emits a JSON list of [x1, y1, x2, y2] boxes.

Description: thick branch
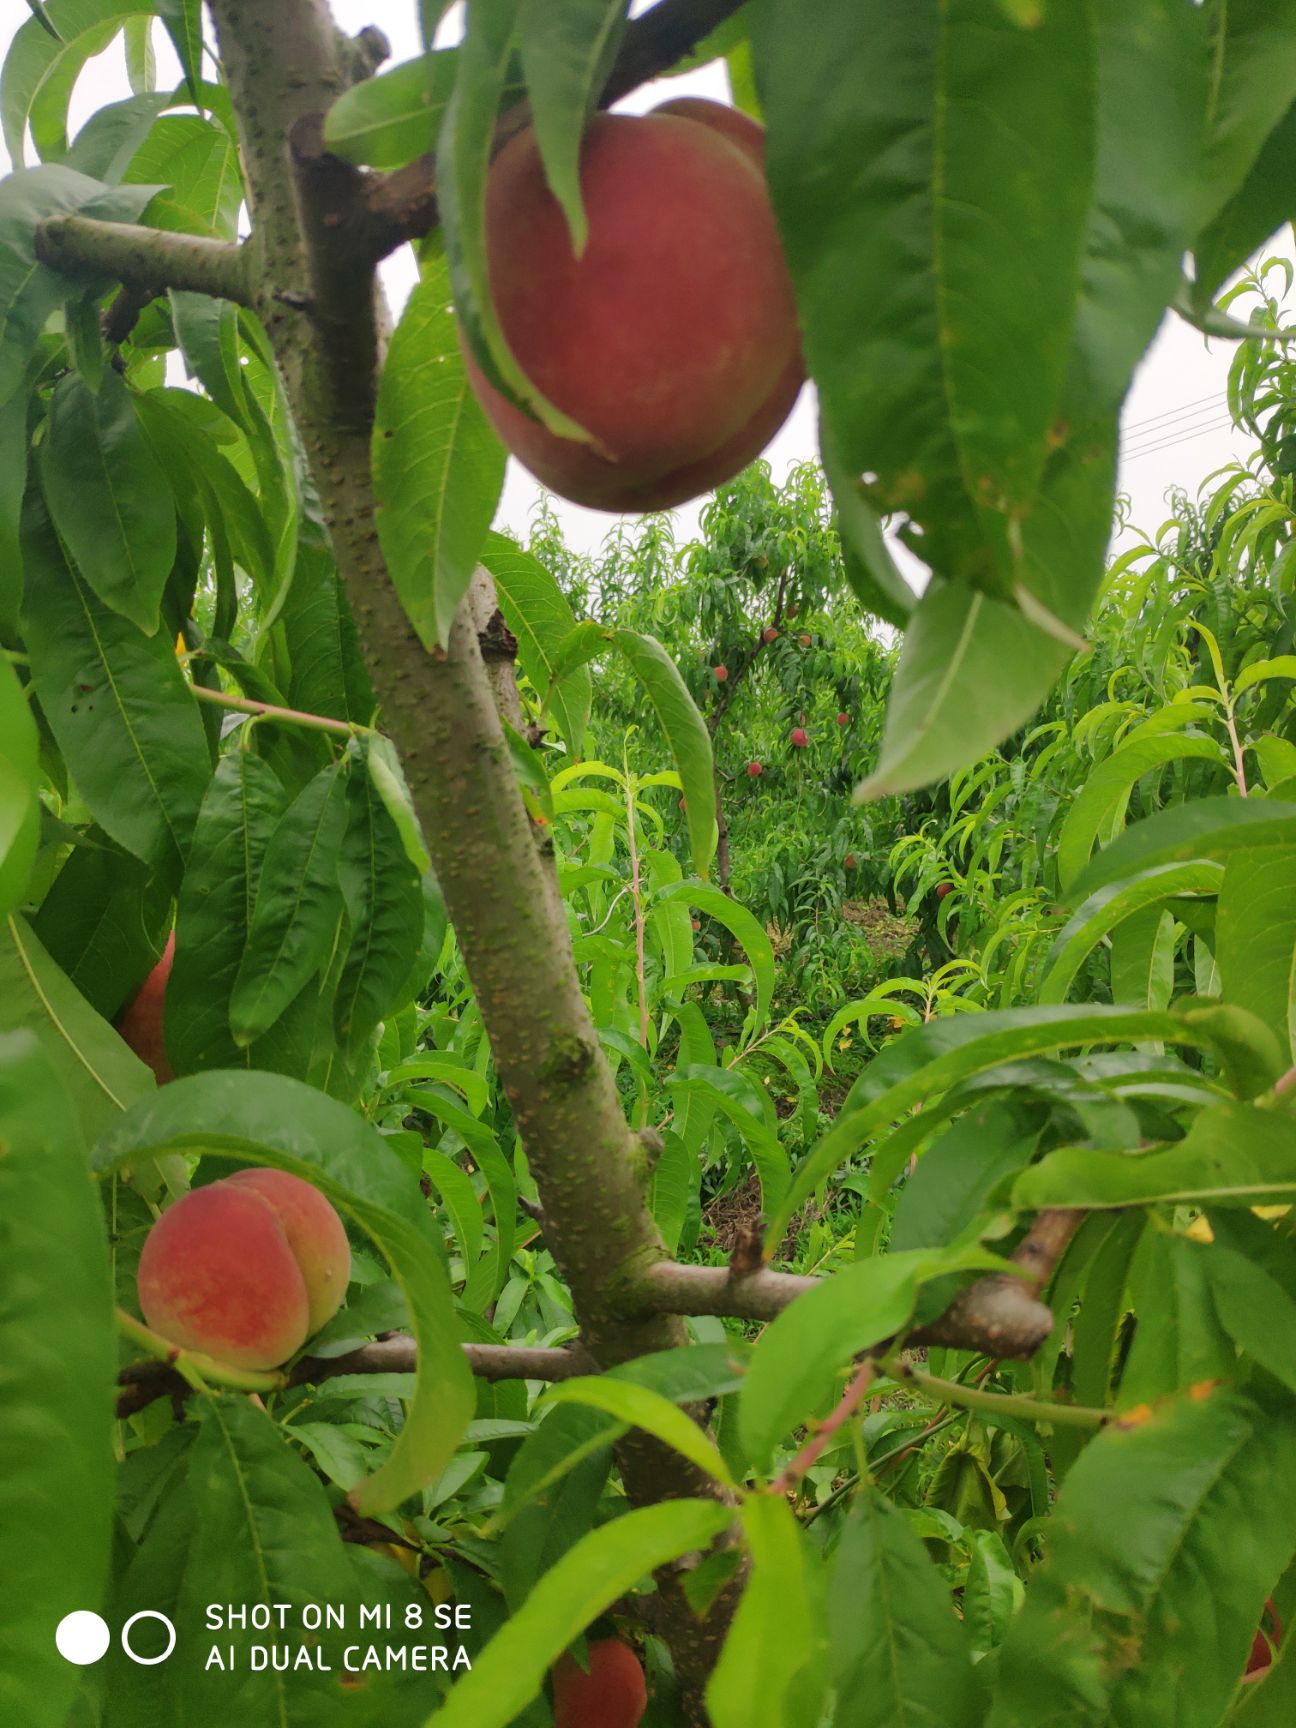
[[209, 4, 739, 1711], [360, 0, 750, 262], [33, 217, 251, 304], [631, 1211, 1084, 1360], [115, 1337, 586, 1419]]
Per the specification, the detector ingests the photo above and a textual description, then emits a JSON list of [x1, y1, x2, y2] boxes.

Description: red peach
[[844, 853, 857, 869], [461, 106, 802, 512], [747, 761, 763, 777], [936, 882, 955, 899], [790, 727, 809, 748], [714, 665, 728, 681], [115, 932, 175, 1084], [226, 1167, 352, 1332], [137, 1171, 350, 1370], [762, 626, 779, 643], [552, 1639, 647, 1728], [798, 632, 811, 647], [836, 712, 850, 726]]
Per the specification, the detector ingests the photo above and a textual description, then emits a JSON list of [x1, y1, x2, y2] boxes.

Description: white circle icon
[[121, 1610, 177, 1665], [55, 1611, 111, 1666]]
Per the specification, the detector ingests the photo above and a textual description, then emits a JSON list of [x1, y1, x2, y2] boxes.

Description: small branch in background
[[34, 218, 251, 304], [360, 0, 749, 261], [626, 777, 651, 1048], [188, 680, 366, 739], [1272, 1064, 1296, 1100], [768, 1357, 875, 1497], [892, 1359, 1109, 1430], [116, 1337, 587, 1419], [634, 1260, 820, 1321], [102, 282, 158, 345]]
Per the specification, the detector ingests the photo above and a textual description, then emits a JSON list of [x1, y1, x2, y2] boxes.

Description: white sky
[[4, 0, 1287, 574]]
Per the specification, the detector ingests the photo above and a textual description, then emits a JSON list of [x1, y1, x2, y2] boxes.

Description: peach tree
[[1, 2, 1295, 1727]]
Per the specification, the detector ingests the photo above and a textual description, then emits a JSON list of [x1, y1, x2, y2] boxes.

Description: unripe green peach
[[462, 103, 802, 513], [136, 1171, 350, 1370]]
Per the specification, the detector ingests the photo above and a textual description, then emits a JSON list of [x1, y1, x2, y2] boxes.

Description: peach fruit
[[836, 712, 850, 726], [747, 761, 763, 776], [762, 626, 779, 643], [137, 1170, 351, 1370], [714, 664, 729, 681], [463, 102, 802, 512], [790, 727, 809, 748], [552, 1639, 647, 1728], [116, 932, 175, 1084]]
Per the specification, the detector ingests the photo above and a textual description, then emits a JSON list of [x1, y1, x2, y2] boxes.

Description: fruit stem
[[115, 1307, 287, 1397]]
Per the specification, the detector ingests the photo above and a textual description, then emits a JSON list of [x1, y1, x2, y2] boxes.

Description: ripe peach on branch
[[462, 101, 803, 512], [552, 1638, 647, 1728], [136, 1169, 351, 1371]]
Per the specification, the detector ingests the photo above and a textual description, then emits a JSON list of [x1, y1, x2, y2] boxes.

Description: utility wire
[[1123, 415, 1240, 461], [1123, 390, 1227, 435]]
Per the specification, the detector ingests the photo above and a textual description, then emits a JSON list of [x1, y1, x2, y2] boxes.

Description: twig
[[768, 1358, 876, 1497], [891, 1359, 1109, 1430], [188, 680, 367, 739], [116, 1336, 588, 1418]]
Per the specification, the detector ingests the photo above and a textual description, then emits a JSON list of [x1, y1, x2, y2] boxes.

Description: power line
[[1122, 415, 1240, 461], [1122, 402, 1239, 456], [1122, 390, 1227, 435]]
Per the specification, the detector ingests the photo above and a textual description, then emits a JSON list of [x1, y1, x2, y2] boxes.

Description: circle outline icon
[[121, 1610, 177, 1666]]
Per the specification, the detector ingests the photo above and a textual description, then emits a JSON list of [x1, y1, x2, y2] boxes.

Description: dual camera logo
[[55, 1609, 176, 1667]]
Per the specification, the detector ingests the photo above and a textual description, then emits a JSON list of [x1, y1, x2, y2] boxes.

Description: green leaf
[[0, 915, 154, 1143], [1039, 861, 1224, 1006], [708, 1496, 827, 1728], [753, 0, 1094, 534], [1014, 1100, 1296, 1211], [38, 369, 176, 634], [1194, 102, 1296, 304], [1057, 731, 1227, 888], [93, 1069, 476, 1515], [1118, 1231, 1235, 1410], [0, 163, 155, 400], [669, 1063, 789, 1216], [1195, 0, 1296, 231], [0, 371, 30, 632], [1203, 1242, 1296, 1394], [0, 660, 40, 918], [889, 1100, 1042, 1253], [739, 1244, 1010, 1470], [172, 1397, 373, 1721], [987, 1390, 1296, 1728], [31, 832, 170, 1019], [437, 0, 588, 441], [228, 760, 349, 1046], [826, 1487, 979, 1727], [769, 1004, 1237, 1246], [541, 1376, 734, 1486], [657, 881, 770, 1025], [156, 0, 203, 102], [430, 1499, 733, 1728], [372, 249, 506, 651], [1068, 798, 1296, 900], [1216, 846, 1296, 1058], [122, 113, 243, 238], [324, 47, 461, 168], [334, 761, 425, 1058], [1, 2, 138, 167], [481, 529, 591, 754], [549, 625, 717, 872], [167, 749, 316, 1078], [517, 0, 628, 255], [820, 409, 914, 630], [0, 1033, 115, 1728], [20, 492, 209, 884]]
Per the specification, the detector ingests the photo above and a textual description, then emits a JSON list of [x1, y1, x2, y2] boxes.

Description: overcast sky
[[5, 1, 1288, 574]]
